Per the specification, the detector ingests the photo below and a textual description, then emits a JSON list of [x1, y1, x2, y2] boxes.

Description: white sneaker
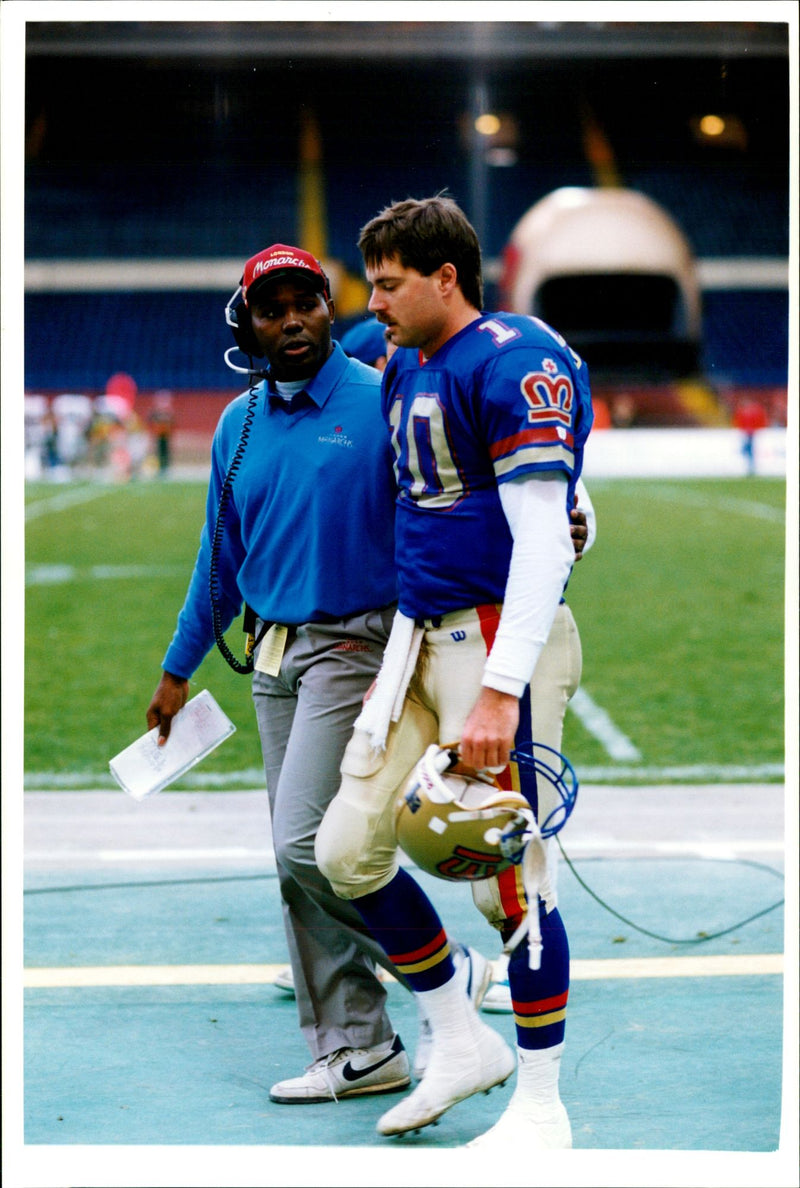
[[377, 1023, 514, 1135], [481, 954, 513, 1013], [413, 943, 493, 1079], [273, 967, 296, 997], [466, 1091, 572, 1148], [269, 1034, 410, 1103]]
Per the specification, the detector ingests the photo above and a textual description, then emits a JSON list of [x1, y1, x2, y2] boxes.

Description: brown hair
[[358, 195, 483, 310]]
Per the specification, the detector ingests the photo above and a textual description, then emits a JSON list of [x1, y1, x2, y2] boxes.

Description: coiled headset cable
[[208, 375, 261, 674]]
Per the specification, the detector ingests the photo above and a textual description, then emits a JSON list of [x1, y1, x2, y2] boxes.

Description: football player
[[316, 195, 593, 1147]]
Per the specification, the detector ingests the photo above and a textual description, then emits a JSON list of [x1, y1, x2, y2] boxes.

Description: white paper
[[109, 689, 236, 801]]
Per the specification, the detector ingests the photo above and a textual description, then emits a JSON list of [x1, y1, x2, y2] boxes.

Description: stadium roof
[[25, 20, 789, 62]]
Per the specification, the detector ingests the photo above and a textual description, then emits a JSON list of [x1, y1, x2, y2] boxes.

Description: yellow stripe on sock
[[395, 942, 452, 976], [514, 1007, 568, 1029]]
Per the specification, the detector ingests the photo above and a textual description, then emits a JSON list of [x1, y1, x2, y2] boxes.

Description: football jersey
[[382, 312, 593, 619]]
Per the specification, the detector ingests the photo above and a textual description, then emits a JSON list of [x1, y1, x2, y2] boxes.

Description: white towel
[[354, 610, 423, 751]]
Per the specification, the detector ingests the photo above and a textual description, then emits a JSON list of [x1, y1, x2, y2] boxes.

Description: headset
[[211, 283, 268, 673], [224, 284, 267, 371], [213, 266, 334, 671]]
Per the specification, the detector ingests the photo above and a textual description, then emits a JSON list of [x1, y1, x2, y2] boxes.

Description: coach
[[145, 244, 413, 1103]]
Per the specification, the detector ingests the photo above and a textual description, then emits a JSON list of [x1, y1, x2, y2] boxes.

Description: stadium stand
[[22, 25, 790, 430], [24, 163, 790, 396]]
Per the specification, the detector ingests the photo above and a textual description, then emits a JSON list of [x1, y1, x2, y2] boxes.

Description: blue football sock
[[353, 867, 456, 991], [507, 902, 570, 1050]]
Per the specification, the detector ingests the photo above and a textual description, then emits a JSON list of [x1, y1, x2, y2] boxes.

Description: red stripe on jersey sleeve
[[489, 425, 574, 460]]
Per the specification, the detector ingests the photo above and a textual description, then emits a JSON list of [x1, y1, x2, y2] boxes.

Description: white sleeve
[[574, 476, 597, 554], [483, 472, 574, 699]]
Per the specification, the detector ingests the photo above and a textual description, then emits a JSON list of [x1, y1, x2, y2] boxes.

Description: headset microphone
[[224, 283, 270, 378], [223, 345, 269, 379]]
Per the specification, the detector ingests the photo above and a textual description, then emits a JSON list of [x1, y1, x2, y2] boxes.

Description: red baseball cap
[[242, 244, 330, 305]]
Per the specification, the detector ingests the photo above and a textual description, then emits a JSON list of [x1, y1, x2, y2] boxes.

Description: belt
[[414, 604, 502, 631], [254, 619, 298, 643]]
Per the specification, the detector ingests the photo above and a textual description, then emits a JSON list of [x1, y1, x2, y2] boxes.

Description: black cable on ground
[[25, 848, 785, 951], [555, 836, 784, 945]]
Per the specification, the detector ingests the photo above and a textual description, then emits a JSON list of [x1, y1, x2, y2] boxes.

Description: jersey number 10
[[389, 393, 464, 510]]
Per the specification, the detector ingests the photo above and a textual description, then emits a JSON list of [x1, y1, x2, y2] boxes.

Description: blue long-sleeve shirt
[[163, 343, 398, 679]]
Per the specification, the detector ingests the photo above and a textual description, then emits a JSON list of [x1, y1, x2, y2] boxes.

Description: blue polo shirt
[[163, 343, 397, 679]]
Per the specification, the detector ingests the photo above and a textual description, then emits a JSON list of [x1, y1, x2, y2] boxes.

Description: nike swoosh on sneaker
[[341, 1037, 403, 1082]]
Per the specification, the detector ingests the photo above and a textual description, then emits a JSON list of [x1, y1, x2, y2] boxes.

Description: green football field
[[23, 476, 787, 788]]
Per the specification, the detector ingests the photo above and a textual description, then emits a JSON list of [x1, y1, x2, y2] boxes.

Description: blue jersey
[[163, 343, 398, 679], [382, 313, 593, 619]]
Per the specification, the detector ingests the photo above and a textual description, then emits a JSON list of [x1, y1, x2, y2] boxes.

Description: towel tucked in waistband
[[353, 610, 423, 752]]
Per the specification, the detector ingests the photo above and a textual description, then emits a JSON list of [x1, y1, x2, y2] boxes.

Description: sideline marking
[[643, 483, 785, 523], [24, 953, 783, 989], [24, 769, 269, 788], [23, 763, 785, 788], [24, 485, 120, 520], [26, 563, 187, 586], [570, 953, 784, 980], [579, 762, 785, 782], [23, 839, 784, 865], [568, 687, 641, 760]]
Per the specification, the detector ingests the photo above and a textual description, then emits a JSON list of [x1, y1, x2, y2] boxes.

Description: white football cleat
[[377, 1022, 514, 1136], [466, 1092, 572, 1149], [273, 967, 296, 996], [481, 953, 513, 1013], [269, 1034, 410, 1103], [413, 943, 493, 1079]]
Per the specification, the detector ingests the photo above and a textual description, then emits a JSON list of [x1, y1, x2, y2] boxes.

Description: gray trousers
[[251, 605, 404, 1061]]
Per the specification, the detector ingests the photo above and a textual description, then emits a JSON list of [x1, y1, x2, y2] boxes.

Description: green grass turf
[[562, 478, 786, 772], [23, 476, 787, 785]]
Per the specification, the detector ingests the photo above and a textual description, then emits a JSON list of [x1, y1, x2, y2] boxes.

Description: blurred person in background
[[732, 394, 769, 476], [24, 395, 50, 480], [339, 316, 390, 370], [50, 392, 93, 479], [147, 391, 176, 476]]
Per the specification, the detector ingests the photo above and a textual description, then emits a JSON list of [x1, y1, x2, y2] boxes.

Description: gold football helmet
[[395, 744, 534, 882]]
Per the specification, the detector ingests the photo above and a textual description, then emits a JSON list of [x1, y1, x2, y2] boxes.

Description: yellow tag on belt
[[254, 624, 289, 676]]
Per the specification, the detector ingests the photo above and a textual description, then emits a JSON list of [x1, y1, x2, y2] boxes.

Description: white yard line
[[23, 762, 784, 789], [24, 485, 120, 520], [23, 769, 268, 788], [568, 688, 642, 761], [640, 483, 785, 523], [25, 846, 274, 863], [26, 563, 187, 585], [578, 762, 785, 782], [23, 838, 784, 865], [23, 951, 783, 989]]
